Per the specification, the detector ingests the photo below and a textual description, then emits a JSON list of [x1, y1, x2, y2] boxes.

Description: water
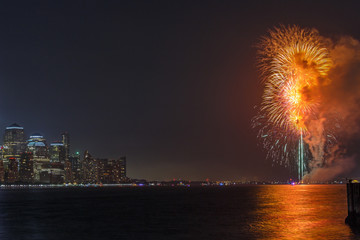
[[0, 185, 356, 240]]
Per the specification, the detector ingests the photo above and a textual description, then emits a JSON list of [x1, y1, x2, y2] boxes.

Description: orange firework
[[252, 25, 337, 174], [258, 25, 332, 136]]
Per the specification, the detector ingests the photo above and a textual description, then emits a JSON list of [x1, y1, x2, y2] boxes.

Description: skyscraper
[[69, 152, 81, 182], [3, 123, 26, 168], [82, 150, 97, 183], [7, 157, 18, 183], [113, 156, 126, 182], [27, 133, 49, 182], [61, 132, 70, 161], [61, 132, 72, 183], [49, 142, 66, 163], [95, 157, 127, 184], [64, 160, 73, 183], [0, 158, 5, 183], [19, 152, 34, 183], [27, 134, 48, 158]]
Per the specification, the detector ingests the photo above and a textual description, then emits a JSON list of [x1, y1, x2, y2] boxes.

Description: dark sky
[[0, 0, 359, 180]]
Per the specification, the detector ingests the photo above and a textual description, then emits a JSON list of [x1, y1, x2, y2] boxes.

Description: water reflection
[[0, 186, 356, 239], [252, 185, 355, 239]]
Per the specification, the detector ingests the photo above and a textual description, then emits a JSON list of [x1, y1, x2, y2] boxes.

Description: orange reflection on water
[[251, 185, 351, 240]]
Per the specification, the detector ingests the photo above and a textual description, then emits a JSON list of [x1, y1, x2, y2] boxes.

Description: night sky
[[0, 1, 360, 180]]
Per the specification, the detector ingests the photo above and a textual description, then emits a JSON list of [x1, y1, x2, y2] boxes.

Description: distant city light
[[50, 143, 64, 146], [30, 135, 43, 138], [6, 127, 23, 130], [0, 123, 127, 185]]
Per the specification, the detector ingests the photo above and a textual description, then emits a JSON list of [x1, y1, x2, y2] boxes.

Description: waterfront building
[[61, 132, 70, 161], [27, 133, 50, 182], [95, 157, 127, 184], [19, 152, 34, 183], [69, 152, 81, 182], [82, 150, 97, 183], [3, 123, 26, 169], [7, 157, 18, 183], [0, 159, 5, 183], [113, 156, 127, 182], [49, 141, 66, 163], [97, 158, 109, 183], [64, 160, 73, 183], [39, 162, 65, 184], [27, 134, 48, 158]]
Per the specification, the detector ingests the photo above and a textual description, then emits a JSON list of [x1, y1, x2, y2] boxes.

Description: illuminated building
[[113, 156, 127, 183], [96, 158, 108, 183], [64, 160, 73, 183], [69, 152, 81, 182], [82, 150, 97, 183], [61, 132, 70, 161], [3, 123, 26, 169], [95, 158, 106, 183], [27, 134, 48, 158], [27, 133, 50, 182], [19, 152, 34, 183], [7, 157, 18, 183], [49, 142, 65, 163], [0, 159, 4, 183], [39, 162, 65, 184], [96, 156, 127, 184]]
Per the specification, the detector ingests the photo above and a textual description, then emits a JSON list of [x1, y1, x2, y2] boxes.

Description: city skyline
[[0, 122, 125, 163], [1, 1, 360, 181], [0, 122, 127, 184], [2, 122, 80, 156]]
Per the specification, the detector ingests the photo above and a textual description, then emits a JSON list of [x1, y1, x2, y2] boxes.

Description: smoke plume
[[304, 35, 360, 182]]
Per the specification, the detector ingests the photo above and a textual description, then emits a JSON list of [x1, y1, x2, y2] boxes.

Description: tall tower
[[69, 151, 81, 182], [4, 123, 26, 156], [3, 123, 26, 169], [19, 152, 34, 183], [27, 134, 48, 159], [49, 141, 65, 163], [27, 133, 49, 182], [82, 150, 97, 183], [61, 132, 70, 161]]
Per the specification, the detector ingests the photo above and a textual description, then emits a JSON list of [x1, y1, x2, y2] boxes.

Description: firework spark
[[253, 25, 337, 179]]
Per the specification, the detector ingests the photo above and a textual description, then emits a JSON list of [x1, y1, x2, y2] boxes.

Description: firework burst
[[253, 25, 337, 178]]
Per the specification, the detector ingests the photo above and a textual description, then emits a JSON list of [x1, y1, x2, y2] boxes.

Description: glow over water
[[0, 185, 355, 240], [251, 185, 352, 240]]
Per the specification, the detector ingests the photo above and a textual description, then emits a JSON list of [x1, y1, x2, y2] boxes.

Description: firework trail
[[253, 25, 339, 181]]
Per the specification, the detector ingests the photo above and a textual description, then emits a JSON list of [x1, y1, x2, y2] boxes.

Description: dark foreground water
[[0, 185, 357, 240]]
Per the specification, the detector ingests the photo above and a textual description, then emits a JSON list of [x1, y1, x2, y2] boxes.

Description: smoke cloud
[[304, 35, 360, 182]]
